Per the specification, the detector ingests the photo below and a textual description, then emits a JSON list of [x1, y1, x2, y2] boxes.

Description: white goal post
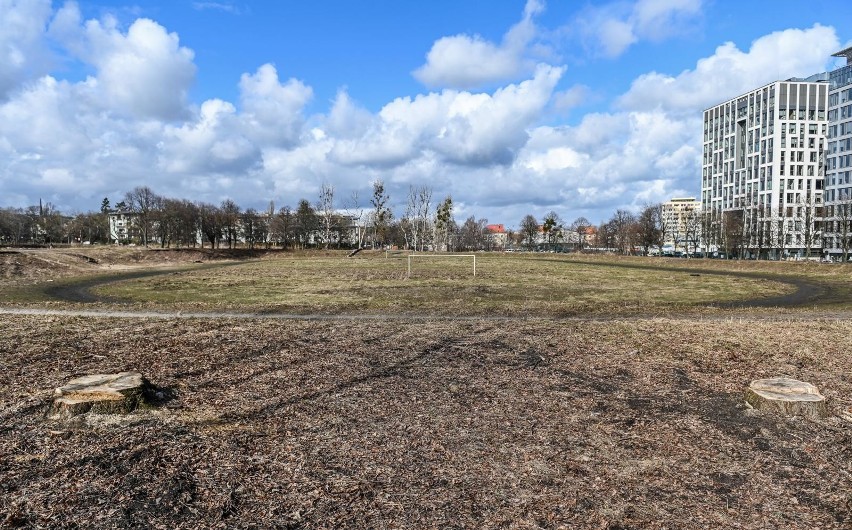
[[407, 254, 476, 277]]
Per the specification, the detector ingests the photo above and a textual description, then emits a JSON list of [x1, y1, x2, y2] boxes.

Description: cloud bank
[[0, 1, 841, 226]]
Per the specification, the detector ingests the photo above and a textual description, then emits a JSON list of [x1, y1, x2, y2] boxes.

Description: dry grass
[[1, 315, 850, 528], [2, 248, 851, 528], [79, 251, 800, 316]]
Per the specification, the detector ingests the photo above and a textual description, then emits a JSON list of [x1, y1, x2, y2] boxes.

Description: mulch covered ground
[[1, 316, 850, 528]]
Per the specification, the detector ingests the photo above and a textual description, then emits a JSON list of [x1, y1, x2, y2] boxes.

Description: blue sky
[[1, 0, 850, 225]]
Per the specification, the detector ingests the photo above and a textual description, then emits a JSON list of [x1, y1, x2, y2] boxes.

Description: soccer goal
[[407, 254, 476, 278]]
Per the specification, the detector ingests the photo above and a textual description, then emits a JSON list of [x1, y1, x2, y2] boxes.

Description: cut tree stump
[[47, 371, 149, 420], [745, 377, 827, 419]]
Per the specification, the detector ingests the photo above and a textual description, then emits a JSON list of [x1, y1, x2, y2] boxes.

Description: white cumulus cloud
[[160, 99, 261, 175], [618, 24, 840, 113], [331, 64, 563, 168], [0, 0, 54, 100], [49, 6, 197, 120], [574, 0, 704, 58], [238, 63, 313, 148], [413, 0, 545, 89]]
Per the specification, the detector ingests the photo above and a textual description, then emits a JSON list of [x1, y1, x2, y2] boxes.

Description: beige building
[[662, 197, 700, 249]]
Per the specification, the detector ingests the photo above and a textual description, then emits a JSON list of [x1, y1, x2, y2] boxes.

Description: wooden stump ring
[[47, 371, 149, 420], [745, 377, 827, 419]]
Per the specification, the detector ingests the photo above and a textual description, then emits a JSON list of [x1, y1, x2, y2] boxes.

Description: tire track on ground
[[41, 261, 245, 303], [533, 257, 828, 308]]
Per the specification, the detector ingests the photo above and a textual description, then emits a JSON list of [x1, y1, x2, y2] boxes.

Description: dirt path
[[42, 269, 178, 303], [41, 261, 244, 303], [533, 257, 830, 308]]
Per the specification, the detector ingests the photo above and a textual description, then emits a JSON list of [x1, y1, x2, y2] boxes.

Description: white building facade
[[823, 47, 852, 258], [701, 75, 828, 258], [108, 209, 139, 243]]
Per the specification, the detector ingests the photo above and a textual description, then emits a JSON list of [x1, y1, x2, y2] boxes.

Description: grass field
[[10, 248, 850, 315], [1, 248, 851, 528], [90, 252, 801, 315]]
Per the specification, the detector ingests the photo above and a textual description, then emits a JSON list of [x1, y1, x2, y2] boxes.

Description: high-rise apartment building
[[823, 47, 852, 258], [701, 75, 828, 258], [661, 197, 700, 248]]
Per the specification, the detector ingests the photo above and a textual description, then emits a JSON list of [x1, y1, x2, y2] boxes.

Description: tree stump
[[47, 371, 149, 420], [745, 377, 827, 419]]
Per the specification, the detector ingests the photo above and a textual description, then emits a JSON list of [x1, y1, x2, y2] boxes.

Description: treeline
[[0, 185, 679, 254], [0, 181, 488, 251], [109, 185, 367, 250], [592, 205, 694, 255], [0, 202, 106, 246], [8, 183, 801, 257], [510, 205, 695, 256]]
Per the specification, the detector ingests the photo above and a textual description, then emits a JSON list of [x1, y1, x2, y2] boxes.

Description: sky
[[1, 0, 850, 226]]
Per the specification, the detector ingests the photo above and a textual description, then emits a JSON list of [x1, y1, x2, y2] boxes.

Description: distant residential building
[[661, 197, 700, 249], [701, 73, 829, 258], [578, 226, 595, 249], [485, 223, 508, 249], [108, 209, 140, 243]]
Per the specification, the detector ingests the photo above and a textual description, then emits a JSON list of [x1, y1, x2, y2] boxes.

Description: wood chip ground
[[1, 315, 850, 528]]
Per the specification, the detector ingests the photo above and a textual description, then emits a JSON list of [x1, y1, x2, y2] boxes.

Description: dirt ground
[[1, 315, 850, 529]]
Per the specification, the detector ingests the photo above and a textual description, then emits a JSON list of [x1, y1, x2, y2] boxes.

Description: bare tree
[[570, 216, 591, 251], [155, 197, 179, 248], [596, 220, 616, 251], [519, 214, 539, 250], [316, 183, 337, 249], [66, 211, 109, 245], [722, 209, 745, 259], [0, 207, 29, 245], [505, 228, 518, 249], [241, 208, 260, 249], [835, 193, 852, 261], [173, 200, 200, 248], [402, 185, 434, 251], [457, 216, 489, 251], [751, 204, 772, 260], [609, 209, 636, 255], [344, 192, 367, 249], [415, 186, 433, 251], [124, 186, 159, 246], [198, 202, 222, 249], [699, 208, 720, 256], [401, 187, 416, 250], [682, 209, 701, 256], [220, 199, 241, 249], [799, 193, 820, 259], [635, 205, 660, 256], [22, 202, 65, 244], [270, 206, 294, 249], [654, 204, 672, 254]]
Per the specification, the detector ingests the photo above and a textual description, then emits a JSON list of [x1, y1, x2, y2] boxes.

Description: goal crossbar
[[407, 254, 476, 277]]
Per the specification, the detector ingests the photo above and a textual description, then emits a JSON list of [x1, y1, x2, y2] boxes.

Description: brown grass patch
[[1, 315, 850, 528]]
